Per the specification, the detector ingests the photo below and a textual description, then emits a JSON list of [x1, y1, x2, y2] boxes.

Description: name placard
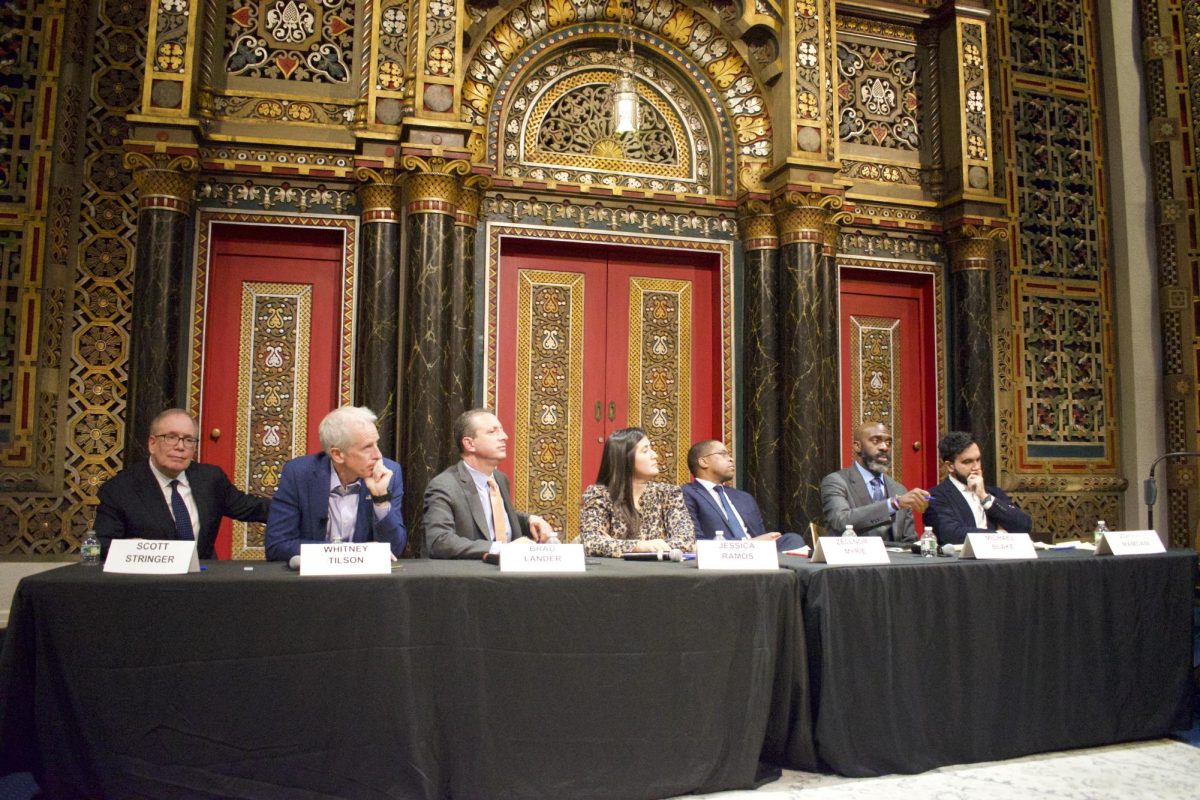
[[696, 539, 779, 570], [1095, 530, 1166, 556], [299, 542, 392, 576], [810, 535, 890, 565], [499, 542, 586, 572], [960, 532, 1037, 560], [104, 539, 199, 574]]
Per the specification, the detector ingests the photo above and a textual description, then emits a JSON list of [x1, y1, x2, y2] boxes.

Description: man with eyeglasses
[[681, 440, 807, 551], [95, 408, 271, 559]]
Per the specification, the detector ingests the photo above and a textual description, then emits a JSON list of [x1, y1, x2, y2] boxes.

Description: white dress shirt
[[948, 474, 992, 529], [695, 478, 750, 538], [148, 460, 200, 533], [464, 462, 511, 541]]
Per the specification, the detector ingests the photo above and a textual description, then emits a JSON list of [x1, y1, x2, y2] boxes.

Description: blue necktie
[[869, 476, 885, 503], [714, 486, 747, 540], [169, 479, 195, 540]]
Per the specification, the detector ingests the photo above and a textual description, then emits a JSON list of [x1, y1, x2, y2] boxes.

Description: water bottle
[[81, 528, 101, 565], [1093, 519, 1109, 546], [842, 524, 857, 538], [920, 526, 938, 558], [547, 531, 560, 545]]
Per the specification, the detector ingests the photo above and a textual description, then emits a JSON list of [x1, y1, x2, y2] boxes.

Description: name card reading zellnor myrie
[[810, 535, 890, 565], [1095, 530, 1166, 556], [960, 532, 1037, 560], [695, 539, 779, 570], [500, 541, 586, 572], [300, 542, 393, 576], [104, 539, 199, 574]]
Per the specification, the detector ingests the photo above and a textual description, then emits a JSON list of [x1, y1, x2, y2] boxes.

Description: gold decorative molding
[[401, 155, 473, 213], [738, 198, 777, 250], [773, 191, 845, 244], [123, 151, 200, 213], [355, 167, 404, 221], [454, 174, 490, 228], [947, 224, 1008, 272]]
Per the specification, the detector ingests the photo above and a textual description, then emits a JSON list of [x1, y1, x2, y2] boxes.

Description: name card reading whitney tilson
[[960, 532, 1037, 560], [104, 539, 199, 574], [695, 539, 779, 570], [500, 541, 586, 572], [300, 542, 393, 576], [1095, 530, 1166, 556], [810, 535, 890, 565]]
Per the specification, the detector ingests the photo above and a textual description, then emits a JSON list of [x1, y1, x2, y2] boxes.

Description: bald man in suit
[[820, 421, 928, 542]]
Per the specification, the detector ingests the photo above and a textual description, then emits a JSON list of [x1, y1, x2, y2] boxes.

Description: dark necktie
[[169, 479, 195, 540], [869, 476, 885, 503], [714, 486, 747, 540]]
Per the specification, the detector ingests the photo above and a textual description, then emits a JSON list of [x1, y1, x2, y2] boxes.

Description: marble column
[[739, 199, 783, 529], [399, 156, 472, 554], [773, 193, 846, 529], [122, 152, 198, 462], [948, 225, 1004, 478], [449, 176, 487, 413], [354, 168, 404, 454]]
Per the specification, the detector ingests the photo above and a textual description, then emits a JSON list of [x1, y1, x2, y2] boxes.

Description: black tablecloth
[[0, 559, 805, 800], [780, 549, 1197, 777]]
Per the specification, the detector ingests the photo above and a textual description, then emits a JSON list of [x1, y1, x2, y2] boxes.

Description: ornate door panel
[[496, 239, 722, 540], [199, 223, 345, 559], [839, 268, 938, 494]]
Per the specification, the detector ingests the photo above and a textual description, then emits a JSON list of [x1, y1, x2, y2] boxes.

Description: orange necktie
[[487, 477, 508, 543]]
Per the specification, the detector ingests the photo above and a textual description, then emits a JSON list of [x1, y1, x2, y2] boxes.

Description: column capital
[[454, 174, 491, 228], [772, 191, 845, 246], [738, 198, 778, 251], [123, 151, 199, 214], [401, 155, 473, 216], [946, 223, 1008, 272], [355, 167, 404, 223]]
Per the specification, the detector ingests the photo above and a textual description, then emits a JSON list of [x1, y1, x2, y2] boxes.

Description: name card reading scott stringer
[[1095, 530, 1166, 556], [300, 542, 392, 576], [810, 535, 890, 565], [104, 539, 199, 574], [696, 539, 779, 570], [500, 542, 586, 572], [960, 532, 1037, 560]]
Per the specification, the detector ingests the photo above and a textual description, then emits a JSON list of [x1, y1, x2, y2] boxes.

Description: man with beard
[[820, 421, 928, 542], [923, 431, 1032, 545]]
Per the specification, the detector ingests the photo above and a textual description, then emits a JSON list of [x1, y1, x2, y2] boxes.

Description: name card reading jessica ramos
[[104, 539, 199, 574], [960, 532, 1037, 560], [695, 539, 779, 570], [300, 542, 392, 576], [810, 536, 890, 565], [500, 542, 586, 573], [1095, 530, 1166, 556]]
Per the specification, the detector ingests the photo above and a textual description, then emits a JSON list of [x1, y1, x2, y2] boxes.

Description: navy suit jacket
[[680, 481, 807, 551], [95, 460, 270, 559], [924, 477, 1032, 545], [263, 452, 407, 561]]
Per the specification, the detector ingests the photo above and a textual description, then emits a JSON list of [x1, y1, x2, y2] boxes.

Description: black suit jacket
[[95, 461, 271, 559], [924, 477, 1032, 545]]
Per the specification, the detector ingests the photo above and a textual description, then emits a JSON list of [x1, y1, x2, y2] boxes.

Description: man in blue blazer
[[264, 406, 407, 561], [96, 408, 270, 559], [924, 431, 1032, 545], [680, 440, 807, 551]]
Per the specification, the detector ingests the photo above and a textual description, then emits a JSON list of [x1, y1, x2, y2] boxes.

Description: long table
[[781, 549, 1197, 777], [0, 559, 806, 800]]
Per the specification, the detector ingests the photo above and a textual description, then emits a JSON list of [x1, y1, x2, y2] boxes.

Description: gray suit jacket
[[820, 466, 917, 542], [422, 461, 530, 558]]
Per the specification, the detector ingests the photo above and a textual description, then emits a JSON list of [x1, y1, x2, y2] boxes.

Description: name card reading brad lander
[[960, 532, 1037, 560], [300, 542, 392, 576], [695, 539, 779, 570], [104, 539, 199, 574], [1095, 530, 1166, 556], [810, 535, 890, 565], [500, 541, 586, 573]]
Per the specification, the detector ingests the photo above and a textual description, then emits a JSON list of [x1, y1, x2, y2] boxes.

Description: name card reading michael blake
[[810, 536, 890, 565], [300, 542, 392, 576], [959, 532, 1037, 560], [104, 539, 199, 574], [695, 539, 779, 570], [1095, 530, 1166, 556], [499, 542, 586, 572]]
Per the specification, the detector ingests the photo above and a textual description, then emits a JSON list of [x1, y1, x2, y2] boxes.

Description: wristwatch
[[370, 491, 393, 504], [981, 494, 995, 510]]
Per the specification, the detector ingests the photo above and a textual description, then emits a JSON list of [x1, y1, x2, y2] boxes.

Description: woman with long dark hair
[[580, 427, 696, 557]]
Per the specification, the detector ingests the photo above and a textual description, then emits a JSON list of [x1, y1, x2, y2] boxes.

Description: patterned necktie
[[169, 479, 195, 540], [487, 478, 508, 543], [869, 476, 885, 503], [714, 485, 747, 539]]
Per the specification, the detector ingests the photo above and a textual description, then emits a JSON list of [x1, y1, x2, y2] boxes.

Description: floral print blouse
[[580, 482, 697, 557]]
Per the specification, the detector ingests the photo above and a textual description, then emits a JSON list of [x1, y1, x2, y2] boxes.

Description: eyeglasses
[[154, 432, 198, 448], [704, 450, 731, 459]]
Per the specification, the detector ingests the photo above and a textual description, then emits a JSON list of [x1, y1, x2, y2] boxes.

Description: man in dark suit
[[924, 431, 1032, 545], [820, 421, 929, 542], [423, 409, 555, 558], [95, 408, 270, 559], [264, 405, 406, 561], [680, 440, 806, 551]]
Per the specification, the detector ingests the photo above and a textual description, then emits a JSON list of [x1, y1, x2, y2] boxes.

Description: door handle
[[595, 401, 602, 422], [912, 440, 921, 452], [210, 428, 221, 441], [608, 401, 616, 421]]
